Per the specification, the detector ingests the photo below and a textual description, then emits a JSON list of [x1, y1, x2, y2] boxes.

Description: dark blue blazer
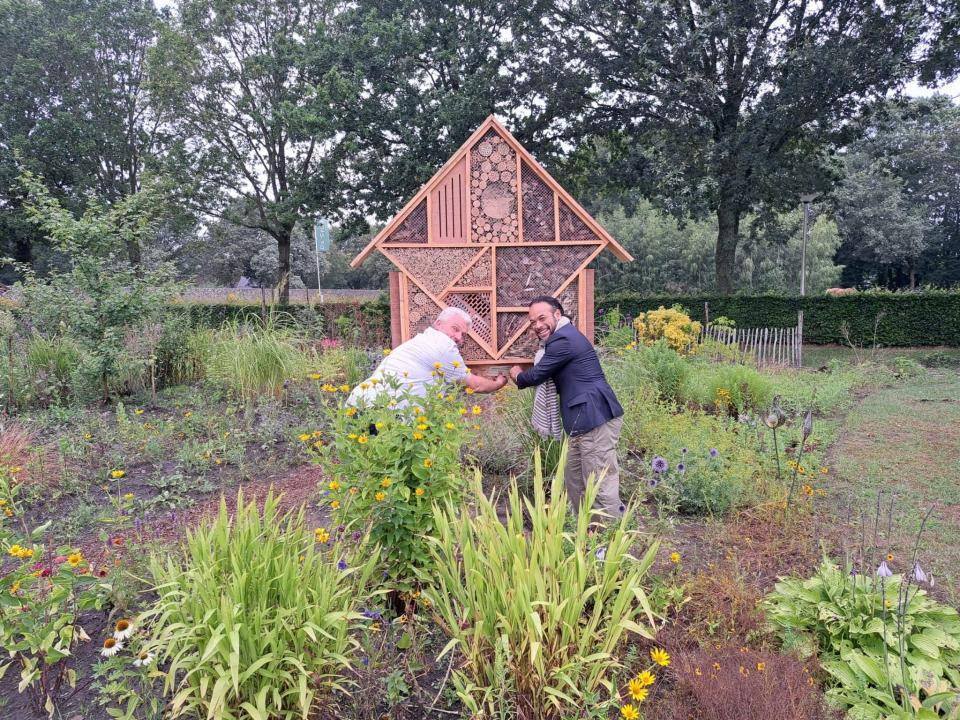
[[516, 323, 623, 436]]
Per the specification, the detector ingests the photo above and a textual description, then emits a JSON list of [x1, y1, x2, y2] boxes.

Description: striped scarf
[[531, 316, 570, 440]]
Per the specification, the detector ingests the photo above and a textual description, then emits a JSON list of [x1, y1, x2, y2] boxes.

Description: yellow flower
[[423, 458, 433, 468], [67, 552, 84, 567], [650, 647, 670, 666], [620, 705, 640, 720], [349, 487, 358, 495], [4, 507, 12, 517], [471, 405, 482, 415], [339, 384, 350, 393], [628, 679, 649, 702], [739, 665, 749, 676], [298, 433, 311, 442], [315, 528, 330, 544], [452, 360, 461, 368], [669, 551, 681, 564], [134, 408, 144, 415], [820, 466, 829, 474], [713, 662, 721, 671], [375, 422, 384, 430], [347, 433, 358, 440], [345, 407, 358, 417], [328, 480, 340, 491], [184, 411, 193, 417], [83, 433, 93, 440], [416, 415, 428, 423], [887, 553, 894, 562], [375, 491, 386, 502], [458, 407, 467, 415], [802, 484, 814, 496], [110, 469, 125, 479], [10, 580, 20, 595], [123, 492, 134, 502], [415, 487, 425, 497], [309, 373, 322, 380], [412, 432, 424, 441], [357, 435, 368, 444], [416, 423, 428, 431], [465, 387, 475, 394], [433, 362, 443, 369], [635, 670, 656, 687], [381, 478, 392, 488], [756, 662, 766, 672], [445, 422, 456, 430], [0, 499, 5, 506], [382, 348, 391, 355], [331, 500, 340, 510]]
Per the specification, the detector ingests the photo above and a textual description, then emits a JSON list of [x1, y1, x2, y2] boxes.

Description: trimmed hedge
[[174, 299, 392, 345], [597, 292, 960, 347]]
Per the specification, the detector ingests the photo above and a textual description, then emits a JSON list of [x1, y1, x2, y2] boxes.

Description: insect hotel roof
[[351, 115, 632, 365]]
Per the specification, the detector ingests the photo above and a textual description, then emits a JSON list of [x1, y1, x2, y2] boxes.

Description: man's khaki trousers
[[563, 416, 624, 521]]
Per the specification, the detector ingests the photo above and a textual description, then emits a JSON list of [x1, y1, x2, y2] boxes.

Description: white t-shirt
[[348, 327, 469, 407]]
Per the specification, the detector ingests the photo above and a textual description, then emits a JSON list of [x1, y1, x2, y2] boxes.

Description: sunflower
[[423, 458, 434, 468]]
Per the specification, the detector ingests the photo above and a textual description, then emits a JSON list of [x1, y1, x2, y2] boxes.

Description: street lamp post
[[799, 193, 819, 296]]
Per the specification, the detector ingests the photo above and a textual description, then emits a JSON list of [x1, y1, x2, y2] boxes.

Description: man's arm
[[510, 336, 572, 389], [462, 371, 508, 393]]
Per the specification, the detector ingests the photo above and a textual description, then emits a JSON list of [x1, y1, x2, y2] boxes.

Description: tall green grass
[[143, 492, 378, 720], [205, 316, 314, 400], [424, 453, 659, 718]]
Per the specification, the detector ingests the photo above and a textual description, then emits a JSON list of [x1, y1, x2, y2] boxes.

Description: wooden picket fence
[[700, 311, 804, 368]]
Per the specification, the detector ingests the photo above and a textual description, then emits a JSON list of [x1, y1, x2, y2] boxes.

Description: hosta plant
[[765, 558, 960, 719], [142, 491, 378, 720], [423, 449, 660, 719]]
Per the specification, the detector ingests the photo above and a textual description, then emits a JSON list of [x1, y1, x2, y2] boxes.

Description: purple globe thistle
[[647, 477, 659, 489], [681, 447, 688, 455], [337, 558, 348, 571], [651, 456, 669, 473], [352, 530, 362, 543], [877, 560, 893, 578], [677, 462, 686, 474], [709, 448, 720, 459]]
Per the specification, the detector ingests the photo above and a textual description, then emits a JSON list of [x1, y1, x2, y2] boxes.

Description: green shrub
[[891, 355, 926, 380], [765, 559, 960, 719], [623, 406, 763, 515], [18, 333, 83, 405], [696, 363, 774, 415], [311, 377, 475, 586], [627, 341, 691, 405], [423, 455, 659, 719], [143, 492, 378, 720]]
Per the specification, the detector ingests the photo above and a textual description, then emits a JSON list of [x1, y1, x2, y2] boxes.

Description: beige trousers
[[563, 416, 624, 521]]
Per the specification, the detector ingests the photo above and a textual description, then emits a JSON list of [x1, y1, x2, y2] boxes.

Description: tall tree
[[152, 0, 355, 303], [547, 0, 934, 293], [834, 97, 960, 288], [0, 0, 170, 272], [333, 0, 566, 222]]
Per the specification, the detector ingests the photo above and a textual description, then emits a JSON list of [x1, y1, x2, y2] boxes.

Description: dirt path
[[819, 368, 960, 604]]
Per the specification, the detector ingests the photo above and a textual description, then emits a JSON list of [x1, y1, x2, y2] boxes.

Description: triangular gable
[[350, 115, 633, 267]]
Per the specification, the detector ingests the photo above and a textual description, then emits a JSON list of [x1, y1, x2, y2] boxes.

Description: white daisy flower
[[133, 650, 154, 667], [101, 638, 123, 657], [113, 618, 135, 641]]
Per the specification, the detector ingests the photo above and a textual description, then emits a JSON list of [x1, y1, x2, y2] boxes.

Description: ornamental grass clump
[[423, 451, 659, 719], [142, 491, 378, 720], [205, 316, 313, 401]]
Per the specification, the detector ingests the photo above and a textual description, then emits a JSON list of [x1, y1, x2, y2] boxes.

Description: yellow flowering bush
[[310, 377, 477, 586], [633, 305, 702, 355]]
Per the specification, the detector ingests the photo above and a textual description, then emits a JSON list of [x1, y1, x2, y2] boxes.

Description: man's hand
[[509, 365, 524, 382]]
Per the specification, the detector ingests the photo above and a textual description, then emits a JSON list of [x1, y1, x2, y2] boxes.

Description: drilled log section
[[470, 130, 519, 244]]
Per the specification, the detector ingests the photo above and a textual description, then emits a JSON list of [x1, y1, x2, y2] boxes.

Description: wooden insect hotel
[[351, 115, 633, 367]]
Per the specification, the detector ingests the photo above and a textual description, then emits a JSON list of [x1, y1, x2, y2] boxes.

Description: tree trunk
[[715, 196, 741, 295], [126, 238, 142, 270], [277, 229, 291, 305]]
